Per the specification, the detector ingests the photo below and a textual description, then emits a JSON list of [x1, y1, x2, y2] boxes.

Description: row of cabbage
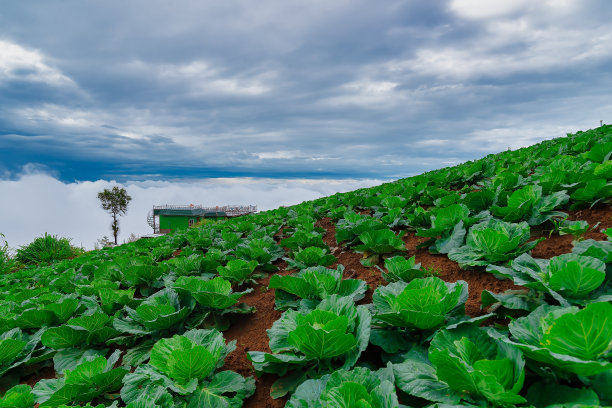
[[247, 229, 612, 407], [244, 126, 612, 406]]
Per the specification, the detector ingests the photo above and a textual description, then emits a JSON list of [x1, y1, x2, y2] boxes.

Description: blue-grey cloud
[[1, 0, 611, 182]]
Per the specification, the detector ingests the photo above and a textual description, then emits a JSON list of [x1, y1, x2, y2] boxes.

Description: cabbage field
[[1, 125, 611, 407]]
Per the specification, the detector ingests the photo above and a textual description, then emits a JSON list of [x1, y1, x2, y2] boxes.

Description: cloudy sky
[[1, 0, 612, 248]]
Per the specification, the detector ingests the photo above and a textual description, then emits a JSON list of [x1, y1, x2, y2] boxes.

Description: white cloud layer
[[0, 172, 381, 251], [0, 40, 75, 86]]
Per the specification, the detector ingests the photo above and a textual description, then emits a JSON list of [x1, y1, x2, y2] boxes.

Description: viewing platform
[[147, 204, 257, 233]]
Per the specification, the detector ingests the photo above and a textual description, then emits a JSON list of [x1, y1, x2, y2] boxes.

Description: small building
[[147, 204, 257, 234]]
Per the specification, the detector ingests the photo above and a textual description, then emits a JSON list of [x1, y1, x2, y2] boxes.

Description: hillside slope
[[1, 125, 611, 407]]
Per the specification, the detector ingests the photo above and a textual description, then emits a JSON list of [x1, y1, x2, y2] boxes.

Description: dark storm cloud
[[1, 0, 611, 182]]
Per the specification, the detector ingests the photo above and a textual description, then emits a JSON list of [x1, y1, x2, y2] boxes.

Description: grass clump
[[0, 233, 18, 274], [15, 233, 84, 265]]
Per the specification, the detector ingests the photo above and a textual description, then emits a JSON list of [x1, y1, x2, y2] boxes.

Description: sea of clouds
[[0, 171, 383, 251]]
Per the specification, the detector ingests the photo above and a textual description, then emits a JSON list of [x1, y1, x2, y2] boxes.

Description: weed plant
[[15, 233, 84, 265], [0, 233, 17, 274]]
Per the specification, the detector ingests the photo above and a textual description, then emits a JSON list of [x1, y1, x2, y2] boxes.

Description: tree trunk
[[113, 212, 118, 245]]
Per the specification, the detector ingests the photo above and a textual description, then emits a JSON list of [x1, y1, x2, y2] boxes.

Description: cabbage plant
[[570, 178, 612, 209], [120, 257, 166, 288], [491, 185, 568, 225], [373, 277, 467, 330], [488, 253, 608, 306], [393, 324, 526, 406], [0, 328, 45, 376], [524, 382, 604, 408], [376, 255, 423, 283], [33, 350, 127, 407], [247, 295, 371, 398], [502, 302, 612, 377], [42, 312, 120, 349], [121, 328, 254, 407], [173, 276, 251, 309], [268, 265, 367, 310], [285, 246, 336, 270], [163, 254, 206, 277], [234, 237, 284, 271], [113, 288, 193, 338], [335, 211, 385, 246], [0, 384, 35, 407], [286, 365, 399, 408], [370, 277, 467, 353], [355, 229, 406, 266], [6, 294, 79, 330], [280, 230, 327, 252], [216, 259, 259, 285], [572, 238, 612, 263], [448, 219, 543, 267], [415, 204, 479, 254], [172, 276, 253, 330]]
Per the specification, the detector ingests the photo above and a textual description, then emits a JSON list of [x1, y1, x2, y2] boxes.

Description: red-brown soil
[[19, 363, 56, 388], [530, 206, 612, 259], [224, 263, 288, 407]]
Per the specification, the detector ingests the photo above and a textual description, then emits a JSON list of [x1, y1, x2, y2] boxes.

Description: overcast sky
[[1, 0, 611, 182], [1, 1, 612, 248]]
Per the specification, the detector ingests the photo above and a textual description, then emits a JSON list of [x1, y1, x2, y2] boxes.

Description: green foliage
[[487, 252, 609, 306], [376, 255, 424, 283], [174, 276, 251, 309], [490, 185, 568, 225], [286, 246, 337, 270], [42, 312, 119, 349], [335, 211, 386, 246], [216, 259, 259, 285], [572, 238, 612, 263], [525, 382, 603, 408], [559, 220, 590, 240], [0, 328, 45, 377], [121, 328, 254, 407], [372, 277, 468, 331], [570, 178, 612, 209], [235, 237, 284, 268], [268, 265, 367, 310], [503, 302, 612, 376], [355, 229, 406, 266], [113, 288, 193, 337], [286, 366, 399, 408], [0, 384, 35, 407], [33, 350, 127, 407], [394, 325, 526, 406], [15, 233, 83, 265], [248, 295, 371, 398], [448, 219, 542, 267], [279, 230, 327, 253], [370, 277, 467, 354]]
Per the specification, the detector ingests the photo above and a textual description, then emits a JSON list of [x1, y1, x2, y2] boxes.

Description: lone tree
[[97, 186, 132, 245]]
